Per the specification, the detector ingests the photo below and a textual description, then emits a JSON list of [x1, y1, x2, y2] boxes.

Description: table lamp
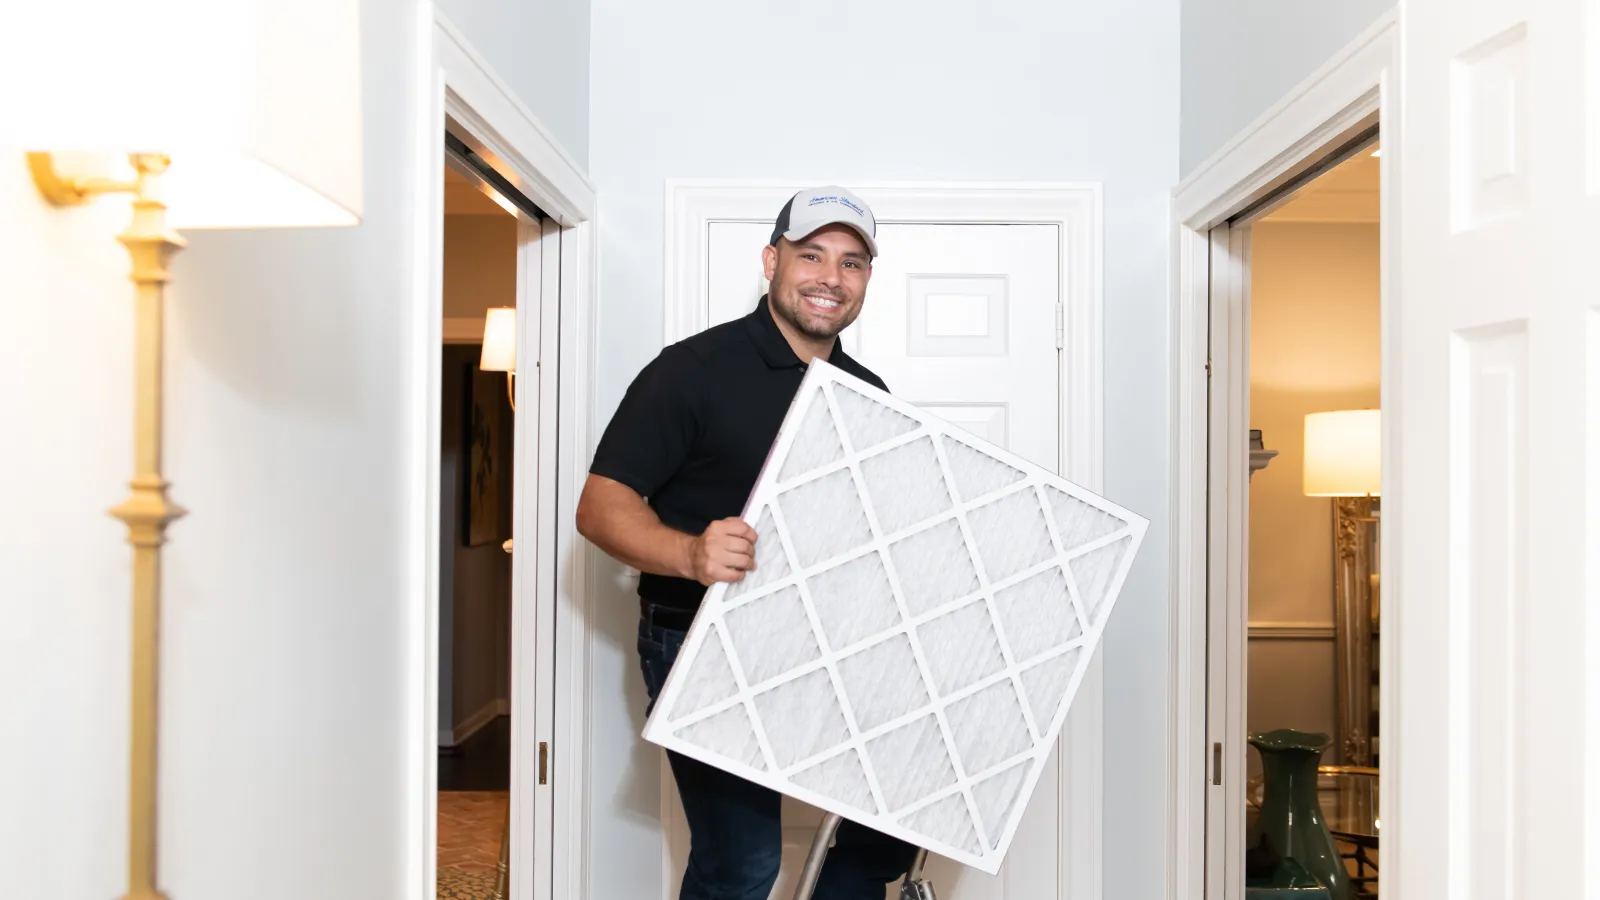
[[3, 3, 363, 898]]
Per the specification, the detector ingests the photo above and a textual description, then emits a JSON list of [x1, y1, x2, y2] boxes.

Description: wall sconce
[[1303, 409, 1381, 782], [480, 306, 518, 410], [5, 2, 363, 898]]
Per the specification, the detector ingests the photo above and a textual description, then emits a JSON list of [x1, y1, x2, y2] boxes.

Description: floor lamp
[[1304, 409, 1381, 829], [7, 3, 363, 898]]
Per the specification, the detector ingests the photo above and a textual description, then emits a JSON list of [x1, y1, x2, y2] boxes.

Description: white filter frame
[[641, 359, 1148, 874]]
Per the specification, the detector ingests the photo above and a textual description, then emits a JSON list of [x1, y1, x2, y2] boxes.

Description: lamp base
[[29, 149, 184, 900]]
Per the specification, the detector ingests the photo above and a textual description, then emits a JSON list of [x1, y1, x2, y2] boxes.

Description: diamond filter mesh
[[640, 360, 1148, 874]]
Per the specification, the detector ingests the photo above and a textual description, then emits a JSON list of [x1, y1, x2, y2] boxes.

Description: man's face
[[762, 224, 872, 341]]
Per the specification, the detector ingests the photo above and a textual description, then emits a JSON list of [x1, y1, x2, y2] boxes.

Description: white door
[[1396, 4, 1596, 899], [668, 219, 1066, 899]]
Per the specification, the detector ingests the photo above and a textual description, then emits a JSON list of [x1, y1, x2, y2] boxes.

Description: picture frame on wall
[[463, 362, 504, 546]]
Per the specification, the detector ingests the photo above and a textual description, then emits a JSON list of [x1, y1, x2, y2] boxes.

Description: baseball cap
[[769, 186, 879, 258]]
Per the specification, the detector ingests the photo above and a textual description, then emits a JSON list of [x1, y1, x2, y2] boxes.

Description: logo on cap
[[771, 186, 880, 257]]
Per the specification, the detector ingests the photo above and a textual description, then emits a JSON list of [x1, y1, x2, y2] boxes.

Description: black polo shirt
[[590, 295, 888, 612]]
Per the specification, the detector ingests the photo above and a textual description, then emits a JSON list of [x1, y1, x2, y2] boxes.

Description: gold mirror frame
[[1332, 496, 1379, 827]]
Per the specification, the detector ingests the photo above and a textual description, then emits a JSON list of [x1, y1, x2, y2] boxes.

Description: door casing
[[408, 9, 598, 900]]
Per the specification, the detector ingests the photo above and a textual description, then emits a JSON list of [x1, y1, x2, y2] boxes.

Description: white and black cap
[[769, 185, 879, 258]]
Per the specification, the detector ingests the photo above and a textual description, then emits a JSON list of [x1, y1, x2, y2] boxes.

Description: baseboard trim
[[438, 698, 509, 747]]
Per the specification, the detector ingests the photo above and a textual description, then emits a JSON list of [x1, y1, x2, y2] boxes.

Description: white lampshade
[[3, 0, 362, 229], [480, 308, 517, 372], [1303, 409, 1381, 497]]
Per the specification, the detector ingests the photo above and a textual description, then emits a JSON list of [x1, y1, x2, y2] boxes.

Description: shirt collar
[[744, 294, 845, 370]]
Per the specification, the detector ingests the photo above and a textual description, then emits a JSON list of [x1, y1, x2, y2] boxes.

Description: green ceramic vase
[[1249, 729, 1349, 900]]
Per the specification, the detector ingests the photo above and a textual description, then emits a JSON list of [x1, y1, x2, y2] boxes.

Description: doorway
[[1232, 138, 1383, 899], [410, 13, 598, 900], [428, 125, 562, 900], [435, 145, 524, 899], [1166, 13, 1397, 900], [1202, 134, 1387, 900]]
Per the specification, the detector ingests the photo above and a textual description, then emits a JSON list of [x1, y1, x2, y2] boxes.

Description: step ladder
[[792, 813, 937, 900]]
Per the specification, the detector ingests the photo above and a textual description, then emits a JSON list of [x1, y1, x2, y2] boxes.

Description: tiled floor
[[438, 791, 508, 872], [438, 716, 511, 899]]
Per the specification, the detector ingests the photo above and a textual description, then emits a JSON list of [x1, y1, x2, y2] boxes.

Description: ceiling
[[1261, 145, 1380, 224], [444, 164, 514, 217]]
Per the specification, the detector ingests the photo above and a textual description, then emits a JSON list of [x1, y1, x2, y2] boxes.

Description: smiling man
[[577, 186, 917, 899]]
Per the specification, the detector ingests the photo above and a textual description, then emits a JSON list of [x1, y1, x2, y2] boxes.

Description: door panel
[[1397, 3, 1595, 899], [686, 221, 1063, 899]]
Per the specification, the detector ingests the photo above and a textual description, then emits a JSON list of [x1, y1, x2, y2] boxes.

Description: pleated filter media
[[640, 359, 1148, 874]]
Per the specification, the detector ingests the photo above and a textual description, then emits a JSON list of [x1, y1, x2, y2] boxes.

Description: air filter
[[641, 359, 1147, 873]]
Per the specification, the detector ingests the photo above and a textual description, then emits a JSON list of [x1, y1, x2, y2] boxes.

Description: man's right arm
[[575, 474, 758, 586], [580, 344, 760, 585]]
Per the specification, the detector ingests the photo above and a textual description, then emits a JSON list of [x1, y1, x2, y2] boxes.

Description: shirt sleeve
[[589, 344, 702, 499]]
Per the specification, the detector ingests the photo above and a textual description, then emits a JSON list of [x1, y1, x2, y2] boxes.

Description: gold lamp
[[480, 305, 519, 410], [4, 2, 363, 899]]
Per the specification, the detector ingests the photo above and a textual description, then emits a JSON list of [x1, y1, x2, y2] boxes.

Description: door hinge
[[539, 741, 549, 785], [1205, 358, 1212, 378], [1054, 303, 1065, 350], [1213, 742, 1223, 785]]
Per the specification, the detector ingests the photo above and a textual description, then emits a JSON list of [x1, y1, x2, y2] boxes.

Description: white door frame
[[407, 9, 597, 900], [1166, 11, 1399, 899], [663, 179, 1104, 897]]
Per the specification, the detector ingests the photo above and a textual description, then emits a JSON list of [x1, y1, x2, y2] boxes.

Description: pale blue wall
[[436, 0, 591, 164], [1180, 0, 1393, 175]]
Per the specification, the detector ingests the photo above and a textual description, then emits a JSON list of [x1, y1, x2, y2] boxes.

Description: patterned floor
[[438, 791, 507, 900], [437, 869, 498, 900]]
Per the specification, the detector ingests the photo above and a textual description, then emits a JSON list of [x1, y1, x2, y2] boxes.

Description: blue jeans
[[639, 610, 917, 900]]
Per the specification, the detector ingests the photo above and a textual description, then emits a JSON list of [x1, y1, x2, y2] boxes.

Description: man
[[576, 186, 917, 899]]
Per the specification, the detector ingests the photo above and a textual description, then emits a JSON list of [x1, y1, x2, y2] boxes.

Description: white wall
[[1, 162, 140, 900], [587, 2, 1178, 897], [1178, 0, 1393, 175], [435, 0, 591, 165], [0, 0, 587, 896]]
